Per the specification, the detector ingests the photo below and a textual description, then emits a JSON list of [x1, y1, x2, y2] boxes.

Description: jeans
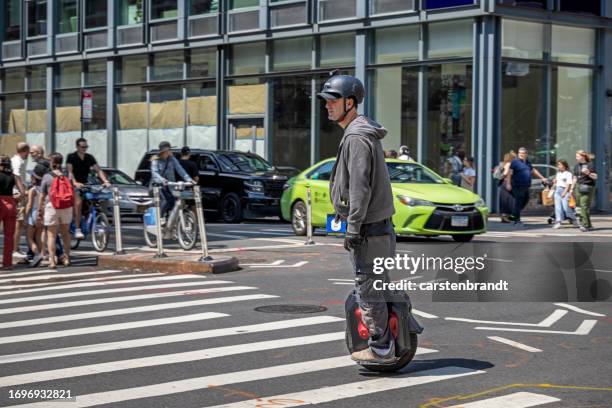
[[349, 218, 395, 357], [511, 185, 530, 221], [575, 186, 595, 228], [160, 187, 176, 218], [554, 187, 576, 223]]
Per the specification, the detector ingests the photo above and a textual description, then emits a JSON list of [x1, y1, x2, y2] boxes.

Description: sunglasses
[[79, 145, 89, 149]]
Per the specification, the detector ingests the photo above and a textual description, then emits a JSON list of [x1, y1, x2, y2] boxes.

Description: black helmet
[[317, 73, 365, 105]]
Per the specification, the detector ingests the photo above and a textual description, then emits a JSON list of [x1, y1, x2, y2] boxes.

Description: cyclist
[[151, 141, 195, 224]]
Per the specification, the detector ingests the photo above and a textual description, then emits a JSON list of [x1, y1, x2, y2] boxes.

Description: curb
[[99, 254, 240, 274]]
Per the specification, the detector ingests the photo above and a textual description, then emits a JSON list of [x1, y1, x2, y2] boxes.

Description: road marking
[[0, 312, 227, 346], [228, 230, 293, 236], [327, 278, 353, 282], [486, 258, 514, 263], [476, 319, 598, 335], [0, 332, 347, 387], [8, 348, 438, 408], [0, 280, 233, 305], [412, 309, 439, 319], [0, 269, 124, 284], [487, 336, 542, 353], [588, 269, 612, 274], [445, 391, 560, 407], [0, 273, 197, 296], [554, 303, 606, 317], [205, 366, 484, 408], [396, 249, 412, 253], [0, 294, 278, 329], [241, 260, 285, 266], [0, 272, 170, 291], [207, 233, 247, 240], [263, 229, 294, 233], [250, 261, 308, 268], [0, 269, 56, 278], [0, 316, 344, 363], [445, 309, 568, 327], [254, 237, 309, 245], [333, 282, 355, 285]]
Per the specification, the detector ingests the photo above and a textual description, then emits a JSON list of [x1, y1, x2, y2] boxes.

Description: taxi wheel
[[291, 201, 308, 236]]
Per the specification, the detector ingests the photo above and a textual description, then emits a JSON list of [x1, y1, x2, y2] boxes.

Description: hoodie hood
[[344, 115, 388, 141]]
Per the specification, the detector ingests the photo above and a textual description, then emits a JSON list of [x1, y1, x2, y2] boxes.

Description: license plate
[[451, 215, 469, 227], [137, 205, 148, 214]]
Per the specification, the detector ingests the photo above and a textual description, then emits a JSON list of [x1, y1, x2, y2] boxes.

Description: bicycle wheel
[[92, 212, 110, 252], [177, 210, 197, 250]]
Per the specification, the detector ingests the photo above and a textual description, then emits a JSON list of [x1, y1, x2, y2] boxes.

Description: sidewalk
[[487, 213, 612, 235]]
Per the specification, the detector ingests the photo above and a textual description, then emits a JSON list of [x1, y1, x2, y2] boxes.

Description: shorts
[[28, 209, 38, 226], [43, 203, 73, 226], [16, 200, 26, 222]]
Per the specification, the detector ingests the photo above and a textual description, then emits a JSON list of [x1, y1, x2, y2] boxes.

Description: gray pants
[[349, 218, 396, 357]]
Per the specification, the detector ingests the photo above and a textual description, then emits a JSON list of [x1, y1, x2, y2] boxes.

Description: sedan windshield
[[217, 153, 274, 172], [89, 170, 137, 185], [386, 162, 444, 184]]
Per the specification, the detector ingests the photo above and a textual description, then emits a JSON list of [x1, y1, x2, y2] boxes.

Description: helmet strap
[[334, 98, 354, 123]]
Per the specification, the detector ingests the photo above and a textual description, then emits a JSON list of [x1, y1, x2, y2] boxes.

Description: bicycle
[[70, 185, 112, 252], [143, 181, 198, 251]]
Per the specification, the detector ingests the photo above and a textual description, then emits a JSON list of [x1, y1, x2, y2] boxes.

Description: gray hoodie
[[329, 115, 395, 235]]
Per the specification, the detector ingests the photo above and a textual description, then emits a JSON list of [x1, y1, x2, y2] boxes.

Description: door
[[229, 118, 265, 158], [305, 160, 335, 226]]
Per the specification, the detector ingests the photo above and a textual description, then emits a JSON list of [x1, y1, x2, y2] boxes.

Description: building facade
[[1, 0, 611, 211]]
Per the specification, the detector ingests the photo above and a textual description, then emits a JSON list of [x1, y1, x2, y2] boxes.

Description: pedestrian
[[30, 144, 49, 168], [25, 165, 47, 267], [551, 159, 577, 229], [1, 155, 24, 270], [495, 151, 516, 223], [387, 149, 398, 159], [318, 72, 396, 364], [11, 142, 29, 260], [398, 146, 414, 161], [460, 156, 476, 192], [504, 147, 547, 227], [573, 150, 597, 232], [38, 153, 74, 269], [445, 149, 465, 186], [179, 146, 199, 184]]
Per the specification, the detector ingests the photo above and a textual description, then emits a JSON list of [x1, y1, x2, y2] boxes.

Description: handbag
[[569, 194, 576, 209], [541, 189, 554, 207]]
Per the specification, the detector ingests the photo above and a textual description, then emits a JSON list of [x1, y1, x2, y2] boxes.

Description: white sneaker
[[74, 229, 85, 239], [12, 251, 26, 259], [552, 222, 562, 229]]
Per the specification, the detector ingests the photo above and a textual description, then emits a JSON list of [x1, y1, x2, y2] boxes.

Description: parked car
[[88, 168, 152, 218], [135, 149, 296, 223], [281, 158, 489, 242]]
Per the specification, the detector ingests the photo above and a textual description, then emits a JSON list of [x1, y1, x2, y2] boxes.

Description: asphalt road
[[1, 220, 611, 407]]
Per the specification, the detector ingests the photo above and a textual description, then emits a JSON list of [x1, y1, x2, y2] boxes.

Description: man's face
[[20, 148, 30, 159], [160, 150, 171, 159], [518, 150, 528, 160], [78, 142, 89, 153], [30, 148, 42, 160], [325, 98, 351, 122]]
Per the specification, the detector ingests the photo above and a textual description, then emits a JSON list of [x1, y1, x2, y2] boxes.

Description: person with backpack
[[38, 153, 74, 269]]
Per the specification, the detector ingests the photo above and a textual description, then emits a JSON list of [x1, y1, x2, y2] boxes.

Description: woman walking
[[496, 151, 516, 223], [0, 155, 24, 270], [551, 159, 577, 229], [573, 150, 597, 232]]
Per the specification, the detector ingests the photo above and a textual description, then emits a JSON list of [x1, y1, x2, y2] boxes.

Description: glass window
[[372, 66, 419, 159], [271, 76, 311, 170], [270, 1, 307, 27], [371, 0, 416, 14], [502, 19, 544, 59], [4, 0, 21, 41], [55, 90, 81, 141], [227, 77, 266, 115], [229, 43, 266, 75], [319, 33, 355, 68], [151, 0, 178, 19], [551, 25, 595, 65], [190, 0, 218, 14], [372, 26, 418, 64], [26, 93, 47, 136], [151, 51, 184, 81], [85, 0, 108, 28], [308, 160, 334, 180], [149, 86, 184, 129], [186, 82, 217, 150], [319, 0, 356, 21], [4, 68, 26, 93], [188, 48, 217, 78], [28, 0, 48, 37], [1, 95, 25, 137], [426, 64, 472, 176], [230, 0, 258, 9], [272, 37, 312, 71], [559, 0, 600, 15], [428, 20, 473, 59], [120, 55, 148, 83], [28, 65, 47, 91], [57, 62, 81, 88], [119, 0, 144, 25], [58, 0, 78, 34], [425, 0, 474, 9], [116, 86, 147, 177], [499, 0, 546, 8], [86, 60, 107, 86]]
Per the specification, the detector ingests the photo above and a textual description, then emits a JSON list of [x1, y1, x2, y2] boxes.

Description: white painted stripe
[[228, 230, 292, 236], [396, 250, 412, 253], [445, 391, 560, 408], [0, 332, 346, 387], [327, 278, 353, 282], [0, 273, 198, 296], [0, 272, 169, 291], [486, 258, 514, 263], [253, 237, 308, 244], [0, 280, 233, 305], [476, 319, 598, 335], [554, 303, 606, 317], [333, 282, 355, 285], [207, 233, 247, 240], [0, 316, 344, 363], [0, 269, 56, 278], [446, 309, 568, 327], [242, 260, 285, 266], [206, 366, 484, 408], [0, 294, 278, 329], [412, 309, 439, 319], [0, 285, 257, 315], [0, 312, 227, 346], [208, 242, 309, 253], [252, 261, 308, 268], [487, 336, 542, 353], [0, 269, 125, 284], [8, 348, 438, 408]]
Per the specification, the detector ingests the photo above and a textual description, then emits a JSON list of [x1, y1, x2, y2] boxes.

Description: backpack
[[49, 175, 74, 209]]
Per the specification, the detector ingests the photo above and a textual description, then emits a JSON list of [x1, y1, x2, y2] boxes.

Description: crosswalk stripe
[[0, 294, 279, 329], [0, 286, 258, 316], [445, 391, 561, 407], [8, 348, 438, 408], [0, 269, 56, 279], [0, 312, 228, 347], [0, 280, 234, 306], [0, 269, 127, 284], [206, 365, 485, 408], [0, 273, 199, 296], [0, 272, 170, 291], [0, 332, 348, 387], [0, 316, 344, 363]]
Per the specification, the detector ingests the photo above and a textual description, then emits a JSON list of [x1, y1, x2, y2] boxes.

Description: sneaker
[[12, 251, 26, 259], [159, 217, 167, 227], [552, 222, 562, 229], [580, 226, 588, 232], [74, 229, 85, 240], [351, 348, 397, 364], [30, 254, 43, 268]]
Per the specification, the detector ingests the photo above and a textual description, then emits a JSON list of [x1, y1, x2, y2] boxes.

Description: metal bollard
[[193, 186, 212, 262], [152, 185, 167, 258], [112, 187, 126, 255], [305, 186, 315, 245]]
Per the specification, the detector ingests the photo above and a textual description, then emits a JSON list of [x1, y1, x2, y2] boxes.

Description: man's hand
[[344, 232, 363, 251], [74, 182, 85, 189], [102, 181, 111, 188]]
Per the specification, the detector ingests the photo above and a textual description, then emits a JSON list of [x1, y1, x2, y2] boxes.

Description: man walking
[[504, 147, 546, 227], [11, 142, 29, 259], [318, 73, 396, 364]]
